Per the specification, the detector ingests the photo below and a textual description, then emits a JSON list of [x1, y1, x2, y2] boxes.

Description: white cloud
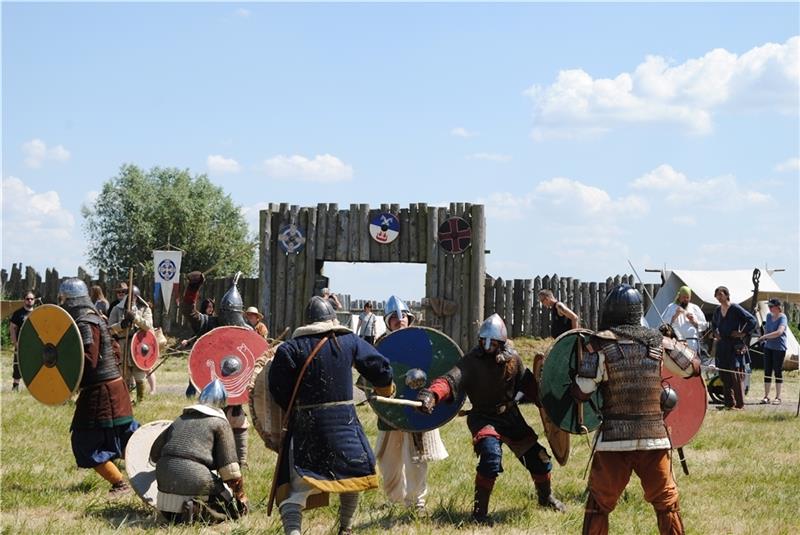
[[22, 139, 71, 168], [774, 157, 800, 173], [207, 154, 242, 174], [451, 127, 478, 138], [535, 177, 649, 216], [467, 152, 512, 163], [233, 8, 250, 17], [525, 36, 799, 139], [1, 176, 84, 271], [261, 154, 354, 182], [631, 164, 772, 209]]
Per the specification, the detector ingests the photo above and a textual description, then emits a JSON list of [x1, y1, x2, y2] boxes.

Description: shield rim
[[130, 329, 160, 371], [370, 326, 466, 432], [278, 223, 306, 254], [18, 304, 84, 406], [662, 370, 707, 448], [369, 212, 401, 244], [124, 419, 173, 510], [188, 325, 267, 405], [533, 352, 570, 466], [540, 328, 604, 435]]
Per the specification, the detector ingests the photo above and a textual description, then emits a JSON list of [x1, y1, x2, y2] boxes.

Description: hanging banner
[[153, 250, 182, 314]]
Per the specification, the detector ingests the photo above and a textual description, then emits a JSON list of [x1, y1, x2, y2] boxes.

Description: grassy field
[[2, 340, 799, 534]]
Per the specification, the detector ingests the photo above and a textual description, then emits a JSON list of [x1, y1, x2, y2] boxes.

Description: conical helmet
[[385, 295, 415, 325], [305, 296, 336, 323], [218, 272, 248, 327], [199, 379, 228, 408], [478, 313, 507, 350]]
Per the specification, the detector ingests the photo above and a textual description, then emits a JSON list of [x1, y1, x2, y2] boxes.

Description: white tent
[[644, 269, 799, 368]]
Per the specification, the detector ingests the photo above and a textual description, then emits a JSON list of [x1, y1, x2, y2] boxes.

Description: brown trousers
[[720, 367, 745, 409], [583, 449, 684, 535]]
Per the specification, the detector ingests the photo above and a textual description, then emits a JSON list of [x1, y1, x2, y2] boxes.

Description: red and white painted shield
[[131, 330, 160, 371], [189, 326, 268, 405], [662, 368, 707, 448]]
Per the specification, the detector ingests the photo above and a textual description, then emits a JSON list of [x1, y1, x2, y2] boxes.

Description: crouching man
[[150, 379, 248, 523]]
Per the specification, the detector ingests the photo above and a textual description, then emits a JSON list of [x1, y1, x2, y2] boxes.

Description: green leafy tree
[[82, 164, 256, 278]]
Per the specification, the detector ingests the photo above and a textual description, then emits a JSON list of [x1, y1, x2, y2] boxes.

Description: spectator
[[245, 306, 269, 339], [321, 287, 342, 311], [91, 285, 110, 317], [757, 298, 788, 405], [356, 302, 377, 345], [711, 286, 757, 410], [537, 289, 579, 338], [660, 286, 708, 353], [9, 291, 36, 392]]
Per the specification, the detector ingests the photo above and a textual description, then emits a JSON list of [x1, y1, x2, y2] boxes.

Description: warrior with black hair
[[150, 379, 248, 524], [572, 284, 701, 535], [59, 278, 139, 497], [181, 271, 253, 467], [269, 296, 395, 535], [417, 313, 566, 524]]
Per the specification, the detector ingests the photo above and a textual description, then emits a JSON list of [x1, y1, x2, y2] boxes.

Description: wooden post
[[359, 203, 370, 261], [512, 279, 523, 338], [425, 206, 440, 329], [315, 203, 328, 261], [408, 204, 418, 263], [494, 277, 505, 325], [325, 203, 338, 260], [524, 279, 533, 336], [259, 206, 272, 328], [533, 276, 542, 337], [400, 207, 410, 263], [417, 203, 428, 264], [390, 203, 401, 263], [484, 275, 495, 317]]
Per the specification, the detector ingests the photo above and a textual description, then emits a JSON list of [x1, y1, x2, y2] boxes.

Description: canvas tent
[[644, 269, 799, 368]]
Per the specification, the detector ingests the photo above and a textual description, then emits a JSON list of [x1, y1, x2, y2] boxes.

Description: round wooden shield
[[125, 420, 172, 509], [437, 216, 471, 254], [533, 353, 570, 466], [662, 369, 707, 448], [278, 223, 306, 254], [248, 344, 284, 452], [540, 329, 603, 435], [189, 326, 268, 406], [370, 327, 465, 432], [131, 329, 160, 371], [369, 212, 400, 244], [17, 304, 84, 405]]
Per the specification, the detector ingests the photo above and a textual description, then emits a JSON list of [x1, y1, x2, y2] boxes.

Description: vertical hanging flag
[[153, 250, 182, 314]]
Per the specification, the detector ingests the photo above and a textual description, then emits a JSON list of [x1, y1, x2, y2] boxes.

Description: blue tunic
[[269, 331, 393, 501], [712, 303, 757, 368]]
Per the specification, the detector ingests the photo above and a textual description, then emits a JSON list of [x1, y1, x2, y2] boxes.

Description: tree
[[82, 164, 256, 278]]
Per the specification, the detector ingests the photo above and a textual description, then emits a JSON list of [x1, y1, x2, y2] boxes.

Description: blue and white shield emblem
[[278, 224, 306, 254], [369, 212, 400, 244]]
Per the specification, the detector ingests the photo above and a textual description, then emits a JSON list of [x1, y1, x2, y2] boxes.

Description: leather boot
[[535, 479, 566, 512], [135, 381, 146, 404], [472, 473, 495, 525]]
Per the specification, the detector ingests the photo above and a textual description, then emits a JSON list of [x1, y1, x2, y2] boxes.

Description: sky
[[2, 2, 799, 302]]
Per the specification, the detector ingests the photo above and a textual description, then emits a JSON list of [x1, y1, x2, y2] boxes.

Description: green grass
[[2, 340, 799, 534]]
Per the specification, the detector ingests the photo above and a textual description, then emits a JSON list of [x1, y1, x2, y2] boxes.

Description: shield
[[189, 326, 268, 406], [368, 327, 465, 432], [369, 212, 400, 244], [662, 369, 707, 448], [437, 216, 471, 254], [532, 353, 570, 466], [125, 420, 172, 509], [17, 304, 84, 406], [540, 329, 603, 435], [248, 344, 284, 452], [278, 223, 306, 254], [131, 329, 160, 371]]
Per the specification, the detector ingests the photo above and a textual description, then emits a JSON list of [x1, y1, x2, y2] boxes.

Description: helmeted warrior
[[374, 295, 448, 512], [269, 296, 395, 535], [60, 278, 139, 496], [150, 379, 248, 523], [572, 284, 700, 535], [417, 313, 566, 524], [181, 270, 252, 467], [108, 284, 154, 403]]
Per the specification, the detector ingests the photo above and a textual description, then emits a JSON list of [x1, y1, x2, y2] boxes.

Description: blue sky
[[3, 2, 798, 301]]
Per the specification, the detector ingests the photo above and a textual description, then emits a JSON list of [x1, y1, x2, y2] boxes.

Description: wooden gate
[[259, 203, 486, 349]]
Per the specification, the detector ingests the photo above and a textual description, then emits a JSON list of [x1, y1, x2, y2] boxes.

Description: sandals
[[760, 397, 770, 404], [773, 398, 781, 405]]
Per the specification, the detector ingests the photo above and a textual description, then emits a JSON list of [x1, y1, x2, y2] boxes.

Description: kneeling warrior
[[417, 314, 566, 524], [150, 379, 248, 523], [60, 278, 139, 496], [182, 271, 252, 467], [572, 284, 700, 535]]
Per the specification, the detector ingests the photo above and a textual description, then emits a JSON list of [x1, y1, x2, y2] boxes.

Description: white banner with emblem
[[153, 250, 182, 314]]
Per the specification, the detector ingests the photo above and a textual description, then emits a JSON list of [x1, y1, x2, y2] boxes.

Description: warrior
[[182, 271, 253, 467], [59, 278, 139, 496], [150, 379, 248, 524], [108, 284, 154, 404], [374, 296, 448, 513], [269, 296, 394, 535], [417, 314, 566, 524], [572, 284, 701, 535]]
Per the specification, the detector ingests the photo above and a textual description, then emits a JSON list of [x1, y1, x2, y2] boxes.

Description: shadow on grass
[[84, 498, 162, 529], [355, 503, 524, 531]]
